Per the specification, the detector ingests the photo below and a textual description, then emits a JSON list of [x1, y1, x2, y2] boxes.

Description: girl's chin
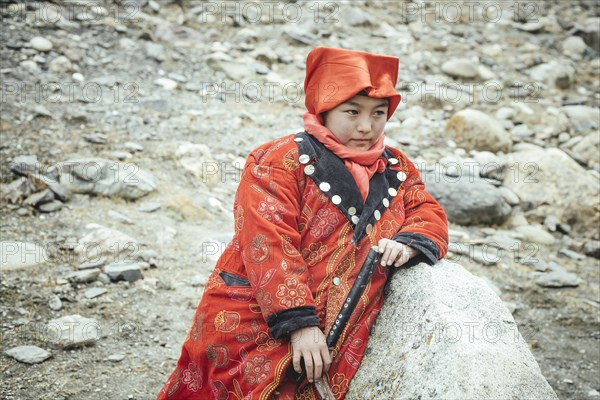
[[347, 140, 372, 150]]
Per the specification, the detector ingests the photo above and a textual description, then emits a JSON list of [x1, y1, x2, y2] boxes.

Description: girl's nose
[[357, 117, 371, 133]]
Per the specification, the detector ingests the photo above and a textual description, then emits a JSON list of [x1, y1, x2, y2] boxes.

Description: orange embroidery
[[214, 310, 241, 332]]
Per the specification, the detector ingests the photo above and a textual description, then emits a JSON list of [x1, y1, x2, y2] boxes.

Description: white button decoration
[[331, 195, 341, 205], [294, 137, 304, 142], [383, 198, 390, 207], [304, 165, 315, 175], [333, 277, 341, 286], [319, 182, 331, 192], [374, 210, 381, 220], [366, 224, 373, 235], [388, 188, 398, 197], [397, 171, 407, 181], [389, 158, 399, 165], [351, 215, 359, 224], [299, 154, 310, 164], [348, 206, 356, 216]]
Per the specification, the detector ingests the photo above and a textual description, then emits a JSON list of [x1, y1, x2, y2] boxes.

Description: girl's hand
[[290, 326, 331, 383], [378, 239, 420, 268]]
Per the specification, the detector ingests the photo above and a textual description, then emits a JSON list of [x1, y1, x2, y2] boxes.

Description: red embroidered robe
[[158, 132, 448, 400]]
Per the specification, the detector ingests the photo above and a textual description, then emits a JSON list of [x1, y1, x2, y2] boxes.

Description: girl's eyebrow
[[343, 101, 389, 108]]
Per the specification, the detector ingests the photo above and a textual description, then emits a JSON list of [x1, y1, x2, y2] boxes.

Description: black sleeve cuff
[[392, 232, 440, 267], [266, 305, 320, 340]]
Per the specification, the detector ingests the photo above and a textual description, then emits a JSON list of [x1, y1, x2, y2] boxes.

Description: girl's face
[[322, 95, 389, 151]]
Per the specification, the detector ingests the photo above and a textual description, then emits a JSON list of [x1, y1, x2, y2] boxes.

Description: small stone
[[24, 189, 55, 207], [515, 225, 555, 246], [543, 215, 559, 231], [167, 72, 187, 82], [9, 155, 38, 175], [84, 287, 107, 299], [154, 78, 178, 90], [48, 56, 74, 73], [110, 151, 132, 161], [65, 268, 100, 284], [562, 36, 587, 57], [588, 389, 600, 397], [79, 258, 105, 270], [441, 58, 479, 79], [254, 63, 269, 75], [495, 107, 515, 120], [124, 142, 144, 152], [499, 187, 520, 206], [38, 201, 63, 213], [107, 353, 126, 362], [583, 240, 600, 259], [535, 268, 580, 288], [107, 210, 134, 224], [83, 133, 108, 144], [48, 295, 62, 311], [45, 315, 99, 348], [30, 37, 53, 52], [558, 248, 585, 260], [138, 202, 161, 213], [5, 345, 51, 364], [104, 262, 143, 283]]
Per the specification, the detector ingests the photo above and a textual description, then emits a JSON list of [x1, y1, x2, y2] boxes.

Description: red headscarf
[[303, 47, 402, 201]]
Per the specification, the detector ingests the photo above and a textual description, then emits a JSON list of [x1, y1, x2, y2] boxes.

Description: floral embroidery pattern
[[246, 234, 270, 264], [209, 379, 229, 400], [234, 202, 244, 232], [301, 242, 326, 266], [309, 208, 338, 238], [182, 362, 203, 392], [255, 331, 280, 352], [214, 310, 241, 333], [380, 219, 401, 239], [255, 288, 274, 316], [276, 278, 307, 308], [189, 311, 204, 341], [206, 344, 231, 369], [243, 354, 272, 386], [330, 373, 349, 396], [282, 148, 299, 171], [205, 268, 225, 290], [257, 196, 286, 224]]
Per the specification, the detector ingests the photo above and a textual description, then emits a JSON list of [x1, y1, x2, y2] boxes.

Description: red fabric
[[157, 135, 449, 400], [157, 48, 447, 400], [303, 46, 401, 123], [303, 113, 387, 201]]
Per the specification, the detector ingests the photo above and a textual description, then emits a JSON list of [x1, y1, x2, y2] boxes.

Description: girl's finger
[[303, 351, 314, 382], [396, 251, 410, 267], [386, 245, 402, 266], [378, 238, 389, 253], [378, 240, 389, 265], [293, 351, 301, 374], [321, 347, 332, 374], [312, 351, 323, 381]]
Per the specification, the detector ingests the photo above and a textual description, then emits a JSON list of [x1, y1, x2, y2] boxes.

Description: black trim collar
[[294, 132, 407, 246]]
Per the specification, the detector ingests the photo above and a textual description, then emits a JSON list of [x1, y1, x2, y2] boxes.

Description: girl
[[157, 47, 449, 400]]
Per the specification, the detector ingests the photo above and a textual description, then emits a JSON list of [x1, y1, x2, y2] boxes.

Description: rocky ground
[[0, 1, 599, 399]]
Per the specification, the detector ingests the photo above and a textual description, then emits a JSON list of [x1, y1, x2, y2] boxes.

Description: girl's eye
[[374, 110, 386, 116], [345, 110, 358, 115]]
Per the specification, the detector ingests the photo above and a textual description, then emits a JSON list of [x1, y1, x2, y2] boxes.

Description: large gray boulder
[[423, 171, 512, 226], [502, 144, 599, 235], [347, 260, 558, 400]]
